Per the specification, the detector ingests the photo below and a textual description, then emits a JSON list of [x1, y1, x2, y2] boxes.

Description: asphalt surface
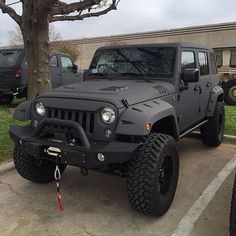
[[0, 136, 235, 236]]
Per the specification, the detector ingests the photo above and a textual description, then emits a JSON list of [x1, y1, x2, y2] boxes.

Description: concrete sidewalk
[[0, 137, 235, 236]]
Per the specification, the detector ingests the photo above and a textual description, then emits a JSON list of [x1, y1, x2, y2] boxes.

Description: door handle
[[194, 85, 200, 91], [206, 81, 212, 87]]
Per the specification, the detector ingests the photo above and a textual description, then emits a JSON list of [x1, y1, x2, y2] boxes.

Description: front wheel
[[13, 145, 66, 183], [127, 133, 179, 216], [200, 101, 225, 147]]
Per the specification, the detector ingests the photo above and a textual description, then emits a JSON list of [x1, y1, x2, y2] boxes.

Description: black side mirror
[[73, 64, 78, 72], [182, 69, 200, 84]]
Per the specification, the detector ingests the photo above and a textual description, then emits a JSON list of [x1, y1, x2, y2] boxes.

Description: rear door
[[59, 55, 80, 86], [197, 51, 215, 119]]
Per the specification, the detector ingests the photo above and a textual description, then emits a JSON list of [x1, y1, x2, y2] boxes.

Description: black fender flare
[[13, 100, 32, 121], [206, 86, 224, 117], [116, 99, 179, 140]]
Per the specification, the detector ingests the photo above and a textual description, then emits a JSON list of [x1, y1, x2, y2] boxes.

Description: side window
[[210, 53, 218, 74], [50, 55, 58, 67], [230, 49, 236, 68], [61, 56, 73, 69], [215, 50, 223, 68], [198, 52, 209, 76], [181, 51, 196, 72]]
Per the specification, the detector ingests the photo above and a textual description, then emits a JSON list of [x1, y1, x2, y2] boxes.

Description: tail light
[[15, 70, 22, 78]]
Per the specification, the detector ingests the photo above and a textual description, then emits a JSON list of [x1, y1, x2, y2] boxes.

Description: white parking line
[[172, 155, 236, 236]]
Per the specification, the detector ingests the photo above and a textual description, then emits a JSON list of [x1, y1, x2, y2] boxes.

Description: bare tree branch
[[50, 0, 119, 22], [52, 0, 102, 16], [0, 0, 21, 24]]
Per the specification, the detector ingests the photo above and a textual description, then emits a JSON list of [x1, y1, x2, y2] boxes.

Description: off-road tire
[[0, 94, 14, 104], [230, 174, 236, 236], [13, 145, 66, 183], [127, 133, 179, 216], [223, 80, 236, 105], [200, 102, 225, 147]]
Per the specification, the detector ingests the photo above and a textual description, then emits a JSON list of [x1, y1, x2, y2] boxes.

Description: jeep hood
[[40, 79, 175, 108]]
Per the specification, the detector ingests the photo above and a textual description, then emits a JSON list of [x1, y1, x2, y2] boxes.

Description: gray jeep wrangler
[[9, 43, 224, 216]]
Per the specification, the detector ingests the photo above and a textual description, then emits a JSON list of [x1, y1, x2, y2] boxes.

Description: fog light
[[105, 129, 112, 138], [97, 153, 105, 162]]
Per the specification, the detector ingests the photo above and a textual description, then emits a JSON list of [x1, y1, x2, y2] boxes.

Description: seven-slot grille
[[47, 108, 95, 134]]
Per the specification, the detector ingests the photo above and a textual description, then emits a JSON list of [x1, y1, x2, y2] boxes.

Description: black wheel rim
[[159, 155, 173, 196]]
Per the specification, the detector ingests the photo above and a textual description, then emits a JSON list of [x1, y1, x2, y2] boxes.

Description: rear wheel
[[127, 133, 179, 216], [223, 80, 236, 105], [13, 145, 66, 183], [200, 102, 225, 147], [0, 94, 14, 104]]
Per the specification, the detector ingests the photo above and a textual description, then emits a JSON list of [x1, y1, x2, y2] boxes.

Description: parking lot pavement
[[0, 137, 235, 236]]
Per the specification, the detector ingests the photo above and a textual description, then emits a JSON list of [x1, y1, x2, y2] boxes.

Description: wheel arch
[[151, 116, 179, 140], [13, 100, 32, 121], [116, 99, 180, 140], [206, 86, 224, 117]]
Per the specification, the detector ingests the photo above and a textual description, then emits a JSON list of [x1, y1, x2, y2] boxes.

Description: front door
[[59, 55, 80, 86], [177, 50, 201, 132]]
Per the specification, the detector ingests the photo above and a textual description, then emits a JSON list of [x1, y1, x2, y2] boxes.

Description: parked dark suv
[[10, 43, 224, 216], [0, 48, 80, 104]]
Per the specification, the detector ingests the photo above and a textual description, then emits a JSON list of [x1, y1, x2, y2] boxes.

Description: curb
[[0, 161, 15, 175], [189, 132, 236, 144]]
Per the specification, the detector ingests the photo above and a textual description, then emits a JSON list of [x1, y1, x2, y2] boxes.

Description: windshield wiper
[[115, 49, 146, 76], [120, 72, 143, 77], [87, 72, 109, 77]]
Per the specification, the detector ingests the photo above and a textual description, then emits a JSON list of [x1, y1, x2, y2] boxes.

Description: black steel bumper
[[9, 119, 140, 169]]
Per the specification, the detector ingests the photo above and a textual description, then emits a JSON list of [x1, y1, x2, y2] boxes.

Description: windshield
[[0, 50, 21, 68], [88, 47, 176, 79]]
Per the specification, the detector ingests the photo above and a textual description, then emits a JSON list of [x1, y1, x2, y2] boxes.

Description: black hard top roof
[[98, 42, 214, 52], [0, 48, 72, 57]]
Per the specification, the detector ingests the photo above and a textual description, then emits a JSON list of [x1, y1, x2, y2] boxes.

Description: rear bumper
[[9, 119, 140, 169]]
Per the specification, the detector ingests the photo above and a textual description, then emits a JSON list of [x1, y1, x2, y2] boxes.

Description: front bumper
[[9, 119, 140, 169]]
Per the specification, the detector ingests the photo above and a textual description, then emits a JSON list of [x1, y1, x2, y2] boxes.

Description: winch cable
[[54, 156, 64, 211]]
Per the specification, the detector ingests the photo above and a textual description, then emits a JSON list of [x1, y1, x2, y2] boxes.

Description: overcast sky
[[0, 0, 236, 46]]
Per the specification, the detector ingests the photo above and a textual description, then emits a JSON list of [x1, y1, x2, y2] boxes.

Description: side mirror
[[182, 69, 200, 84], [73, 64, 78, 72]]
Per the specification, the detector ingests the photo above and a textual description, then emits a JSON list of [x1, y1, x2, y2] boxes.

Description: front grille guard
[[32, 118, 90, 148]]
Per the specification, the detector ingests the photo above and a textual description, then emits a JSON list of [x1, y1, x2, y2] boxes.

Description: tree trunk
[[21, 1, 52, 99]]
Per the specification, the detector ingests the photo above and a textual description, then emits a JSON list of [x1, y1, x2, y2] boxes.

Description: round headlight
[[35, 102, 46, 116], [101, 107, 116, 124]]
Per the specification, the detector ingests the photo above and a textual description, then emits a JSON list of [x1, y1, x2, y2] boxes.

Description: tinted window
[[198, 52, 209, 76], [215, 50, 223, 68], [210, 53, 217, 74], [88, 47, 177, 79], [230, 49, 236, 68], [181, 51, 196, 72], [50, 55, 58, 67], [61, 57, 73, 68], [0, 50, 21, 68]]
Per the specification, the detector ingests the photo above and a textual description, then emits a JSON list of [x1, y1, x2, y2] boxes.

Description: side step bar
[[180, 120, 208, 139]]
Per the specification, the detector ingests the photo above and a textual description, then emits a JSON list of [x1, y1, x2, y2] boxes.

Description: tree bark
[[21, 0, 52, 99]]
